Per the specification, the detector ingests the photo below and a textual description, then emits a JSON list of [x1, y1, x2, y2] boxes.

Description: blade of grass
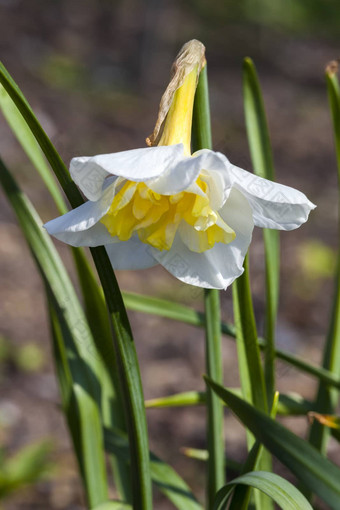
[[72, 250, 132, 502], [232, 256, 267, 413], [90, 247, 152, 510], [122, 292, 340, 388], [308, 63, 340, 458], [93, 503, 132, 510], [67, 383, 109, 508], [205, 377, 340, 509], [145, 390, 313, 416], [0, 62, 82, 207], [0, 63, 152, 509], [0, 158, 109, 507], [192, 64, 225, 507], [104, 427, 203, 510], [0, 440, 52, 499], [243, 58, 279, 408], [232, 257, 272, 509], [0, 63, 130, 500], [214, 471, 313, 510], [229, 393, 279, 510], [0, 83, 67, 214]]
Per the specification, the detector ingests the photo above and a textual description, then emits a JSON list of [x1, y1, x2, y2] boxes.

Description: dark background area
[[0, 1, 340, 508]]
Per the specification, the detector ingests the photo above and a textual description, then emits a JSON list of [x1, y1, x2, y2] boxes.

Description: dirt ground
[[0, 1, 339, 508]]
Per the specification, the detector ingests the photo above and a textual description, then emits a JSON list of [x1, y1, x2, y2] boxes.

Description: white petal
[[228, 164, 316, 230], [70, 144, 185, 201], [148, 149, 233, 195], [106, 237, 158, 270], [151, 189, 254, 289], [44, 182, 116, 246]]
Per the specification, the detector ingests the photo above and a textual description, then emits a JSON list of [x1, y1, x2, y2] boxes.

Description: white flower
[[44, 40, 315, 289], [44, 142, 315, 289]]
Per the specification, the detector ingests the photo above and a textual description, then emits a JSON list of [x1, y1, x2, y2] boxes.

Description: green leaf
[[145, 391, 206, 408], [92, 247, 152, 510], [232, 258, 267, 413], [123, 291, 338, 393], [0, 83, 67, 214], [0, 61, 130, 500], [92, 502, 132, 510], [243, 57, 279, 407], [0, 61, 83, 207], [122, 291, 340, 389], [192, 65, 225, 504], [0, 159, 109, 507], [0, 440, 52, 499], [229, 393, 279, 510], [205, 377, 340, 509], [214, 471, 313, 510], [0, 62, 152, 508], [67, 384, 109, 508], [72, 249, 132, 501], [231, 256, 272, 510], [104, 427, 203, 510], [308, 64, 340, 457], [145, 390, 313, 416]]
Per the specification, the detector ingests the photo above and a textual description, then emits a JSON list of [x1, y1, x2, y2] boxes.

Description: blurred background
[[0, 0, 339, 508]]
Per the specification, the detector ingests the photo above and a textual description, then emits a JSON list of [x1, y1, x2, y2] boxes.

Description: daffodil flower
[[45, 40, 315, 289]]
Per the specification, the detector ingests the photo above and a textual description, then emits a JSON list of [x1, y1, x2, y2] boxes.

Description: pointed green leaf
[[0, 83, 67, 214], [0, 159, 109, 506], [206, 377, 340, 509], [0, 61, 82, 207], [0, 440, 52, 498], [104, 427, 203, 510], [214, 471, 313, 510], [0, 62, 152, 508], [309, 64, 340, 456], [123, 292, 340, 389], [93, 503, 132, 510], [67, 384, 108, 508], [243, 57, 279, 407]]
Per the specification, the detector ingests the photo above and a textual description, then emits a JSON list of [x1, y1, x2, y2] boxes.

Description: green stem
[[204, 288, 225, 504], [192, 65, 225, 507]]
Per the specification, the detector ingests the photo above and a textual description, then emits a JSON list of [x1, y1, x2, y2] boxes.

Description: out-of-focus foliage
[[187, 0, 340, 37], [0, 440, 53, 500]]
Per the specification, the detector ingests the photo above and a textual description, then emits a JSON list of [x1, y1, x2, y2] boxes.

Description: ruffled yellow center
[[101, 178, 235, 253]]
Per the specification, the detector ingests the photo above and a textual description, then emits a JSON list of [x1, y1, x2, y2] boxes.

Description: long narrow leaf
[[229, 393, 279, 510], [0, 84, 67, 214], [0, 62, 130, 499], [0, 159, 109, 507], [0, 62, 152, 509], [243, 58, 279, 407], [0, 62, 82, 206], [308, 63, 340, 456], [122, 292, 340, 388], [206, 377, 340, 509], [104, 427, 203, 510], [93, 503, 132, 510], [214, 471, 313, 510], [145, 390, 313, 416], [72, 249, 132, 501], [67, 384, 108, 508], [232, 257, 267, 412]]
